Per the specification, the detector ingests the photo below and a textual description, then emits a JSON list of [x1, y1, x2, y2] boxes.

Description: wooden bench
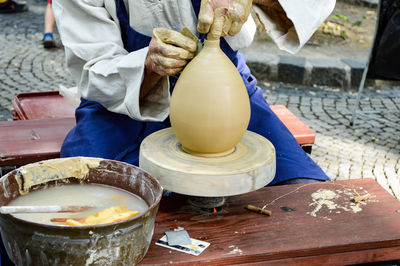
[[11, 91, 75, 120], [0, 92, 315, 167], [270, 104, 315, 154], [0, 118, 75, 167]]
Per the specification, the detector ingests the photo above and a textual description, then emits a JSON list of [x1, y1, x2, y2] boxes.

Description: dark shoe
[[0, 0, 28, 13], [43, 32, 56, 48]]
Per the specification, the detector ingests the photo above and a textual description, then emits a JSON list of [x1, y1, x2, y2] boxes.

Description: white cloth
[[53, 0, 334, 121], [253, 0, 336, 54]]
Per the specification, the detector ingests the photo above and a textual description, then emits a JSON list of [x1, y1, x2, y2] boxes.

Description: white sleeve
[[253, 0, 336, 54], [53, 0, 170, 122], [224, 15, 257, 51]]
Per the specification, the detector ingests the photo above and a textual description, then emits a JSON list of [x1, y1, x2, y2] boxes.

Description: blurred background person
[[42, 0, 56, 48]]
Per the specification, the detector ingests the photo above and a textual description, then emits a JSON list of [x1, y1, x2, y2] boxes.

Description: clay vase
[[169, 38, 251, 157]]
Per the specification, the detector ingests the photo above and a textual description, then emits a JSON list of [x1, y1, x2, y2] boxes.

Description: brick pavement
[[262, 83, 400, 198], [1, 1, 399, 199], [0, 1, 74, 113]]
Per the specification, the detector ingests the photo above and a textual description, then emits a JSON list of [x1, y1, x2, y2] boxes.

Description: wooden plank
[[270, 105, 315, 145], [12, 91, 75, 120], [0, 118, 75, 166], [140, 179, 400, 265]]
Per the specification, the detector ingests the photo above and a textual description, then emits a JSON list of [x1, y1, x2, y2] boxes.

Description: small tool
[[352, 194, 371, 203], [50, 218, 82, 223], [50, 206, 140, 225], [245, 204, 272, 216], [0, 205, 94, 214], [165, 230, 191, 246]]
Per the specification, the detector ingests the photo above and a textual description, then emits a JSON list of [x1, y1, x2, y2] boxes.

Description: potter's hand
[[145, 28, 197, 77], [197, 0, 253, 39]]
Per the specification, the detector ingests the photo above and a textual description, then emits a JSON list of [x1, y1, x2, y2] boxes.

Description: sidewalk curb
[[337, 0, 378, 8], [243, 51, 366, 89]]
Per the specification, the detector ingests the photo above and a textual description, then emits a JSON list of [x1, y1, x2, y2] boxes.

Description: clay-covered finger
[[228, 20, 242, 36], [222, 16, 232, 37], [152, 64, 182, 77], [164, 67, 183, 76], [154, 28, 196, 53], [208, 7, 227, 40], [197, 0, 214, 34], [157, 41, 195, 60], [148, 55, 185, 77], [153, 54, 187, 69]]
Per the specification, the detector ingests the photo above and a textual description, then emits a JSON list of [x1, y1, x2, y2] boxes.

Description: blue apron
[[60, 0, 329, 185]]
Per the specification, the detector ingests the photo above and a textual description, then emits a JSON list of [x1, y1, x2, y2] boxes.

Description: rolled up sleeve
[[253, 0, 336, 54], [53, 0, 170, 121]]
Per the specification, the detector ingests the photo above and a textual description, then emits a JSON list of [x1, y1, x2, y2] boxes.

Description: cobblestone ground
[[1, 1, 399, 198], [262, 83, 400, 199], [0, 0, 74, 114]]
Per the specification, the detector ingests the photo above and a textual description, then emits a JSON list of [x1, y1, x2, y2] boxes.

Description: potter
[[55, 0, 333, 185], [2, 0, 338, 263]]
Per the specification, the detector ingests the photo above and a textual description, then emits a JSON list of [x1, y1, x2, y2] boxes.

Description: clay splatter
[[227, 245, 243, 255], [307, 187, 373, 220]]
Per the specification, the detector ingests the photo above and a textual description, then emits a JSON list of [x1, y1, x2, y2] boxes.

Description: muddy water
[[8, 183, 148, 225]]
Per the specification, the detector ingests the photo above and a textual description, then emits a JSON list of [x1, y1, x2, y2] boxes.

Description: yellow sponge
[[66, 205, 139, 226]]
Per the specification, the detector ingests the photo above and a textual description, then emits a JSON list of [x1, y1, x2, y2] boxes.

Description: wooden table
[[0, 118, 75, 166], [140, 178, 400, 265]]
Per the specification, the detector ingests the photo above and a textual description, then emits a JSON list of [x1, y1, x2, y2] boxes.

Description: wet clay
[[170, 38, 250, 157], [15, 157, 101, 194]]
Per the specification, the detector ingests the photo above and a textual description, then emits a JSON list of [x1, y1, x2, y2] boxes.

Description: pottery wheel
[[139, 128, 276, 197]]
